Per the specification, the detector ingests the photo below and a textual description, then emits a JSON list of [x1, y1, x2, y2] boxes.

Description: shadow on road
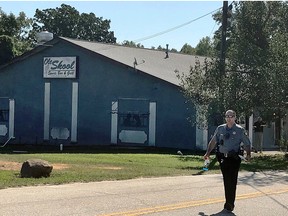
[[238, 171, 288, 186], [199, 210, 237, 216], [238, 171, 288, 212]]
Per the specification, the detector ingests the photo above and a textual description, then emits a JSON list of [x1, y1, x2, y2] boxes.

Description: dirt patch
[[52, 163, 70, 170], [0, 161, 70, 171], [0, 161, 21, 171], [94, 166, 122, 170], [0, 161, 121, 171]]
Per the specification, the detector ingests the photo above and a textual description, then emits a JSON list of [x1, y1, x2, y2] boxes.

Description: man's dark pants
[[219, 156, 241, 211]]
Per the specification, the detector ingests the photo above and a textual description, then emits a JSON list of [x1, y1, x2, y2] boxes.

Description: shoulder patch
[[235, 124, 243, 129]]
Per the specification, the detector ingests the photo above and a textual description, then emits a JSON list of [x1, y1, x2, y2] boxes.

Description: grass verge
[[0, 151, 287, 189]]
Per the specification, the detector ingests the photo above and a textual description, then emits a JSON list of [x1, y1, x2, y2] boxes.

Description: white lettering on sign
[[43, 57, 77, 78]]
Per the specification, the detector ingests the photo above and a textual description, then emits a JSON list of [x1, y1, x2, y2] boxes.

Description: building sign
[[43, 57, 77, 78]]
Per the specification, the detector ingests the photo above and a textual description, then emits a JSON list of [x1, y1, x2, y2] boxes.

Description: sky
[[0, 0, 225, 51]]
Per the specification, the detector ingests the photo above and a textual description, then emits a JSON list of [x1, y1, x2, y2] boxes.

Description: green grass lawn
[[0, 151, 287, 189]]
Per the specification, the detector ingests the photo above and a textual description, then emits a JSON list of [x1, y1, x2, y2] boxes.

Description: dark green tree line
[[0, 4, 117, 65], [32, 4, 116, 43]]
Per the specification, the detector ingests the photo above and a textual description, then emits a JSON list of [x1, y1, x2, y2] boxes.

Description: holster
[[216, 150, 241, 161]]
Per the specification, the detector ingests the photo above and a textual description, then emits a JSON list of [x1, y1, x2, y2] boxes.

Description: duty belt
[[218, 151, 239, 158]]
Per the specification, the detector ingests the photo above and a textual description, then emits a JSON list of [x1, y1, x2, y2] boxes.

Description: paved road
[[0, 170, 287, 216]]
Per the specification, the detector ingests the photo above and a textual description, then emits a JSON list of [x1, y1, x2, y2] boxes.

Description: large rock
[[20, 159, 53, 178]]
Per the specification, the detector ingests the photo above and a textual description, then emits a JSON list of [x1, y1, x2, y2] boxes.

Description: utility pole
[[220, 1, 228, 76], [218, 1, 229, 113]]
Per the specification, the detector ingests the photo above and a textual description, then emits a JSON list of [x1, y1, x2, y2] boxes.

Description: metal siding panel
[[71, 82, 78, 142], [111, 101, 118, 144], [8, 99, 15, 138], [44, 82, 50, 140], [149, 102, 156, 146]]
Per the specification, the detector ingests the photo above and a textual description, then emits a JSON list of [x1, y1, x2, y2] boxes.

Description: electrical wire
[[133, 6, 222, 44], [209, 21, 218, 39]]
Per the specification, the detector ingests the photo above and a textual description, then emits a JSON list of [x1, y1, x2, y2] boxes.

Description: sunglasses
[[225, 115, 235, 118]]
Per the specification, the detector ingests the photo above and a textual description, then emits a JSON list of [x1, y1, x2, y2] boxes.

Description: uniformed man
[[253, 116, 266, 153], [204, 109, 251, 214]]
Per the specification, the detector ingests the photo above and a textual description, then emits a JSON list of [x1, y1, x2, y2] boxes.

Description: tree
[[154, 45, 177, 53], [0, 9, 33, 65], [157, 45, 164, 50], [121, 40, 144, 48], [32, 4, 116, 43], [195, 36, 214, 57], [180, 43, 195, 55], [0, 35, 15, 64], [225, 1, 288, 119], [170, 48, 178, 53], [262, 2, 288, 119], [177, 1, 288, 127]]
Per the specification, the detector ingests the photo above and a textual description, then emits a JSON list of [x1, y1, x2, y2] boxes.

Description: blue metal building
[[0, 37, 208, 150]]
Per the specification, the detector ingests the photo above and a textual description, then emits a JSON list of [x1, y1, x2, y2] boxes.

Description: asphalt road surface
[[0, 171, 288, 216]]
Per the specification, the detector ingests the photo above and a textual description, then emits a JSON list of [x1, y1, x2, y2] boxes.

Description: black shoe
[[224, 203, 234, 211], [210, 208, 235, 216], [220, 208, 233, 214]]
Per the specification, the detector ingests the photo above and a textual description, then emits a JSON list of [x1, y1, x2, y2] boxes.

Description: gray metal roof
[[61, 37, 208, 86]]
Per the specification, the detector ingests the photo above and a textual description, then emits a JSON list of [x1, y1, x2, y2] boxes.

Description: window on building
[[119, 112, 149, 128], [0, 109, 9, 122]]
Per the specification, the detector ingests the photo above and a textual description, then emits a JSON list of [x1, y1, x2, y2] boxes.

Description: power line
[[133, 7, 222, 44], [209, 21, 218, 39]]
